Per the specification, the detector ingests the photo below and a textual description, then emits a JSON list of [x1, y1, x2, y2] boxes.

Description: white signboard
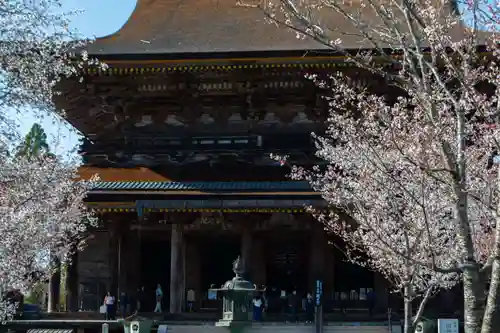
[[158, 324, 168, 333], [438, 319, 459, 333]]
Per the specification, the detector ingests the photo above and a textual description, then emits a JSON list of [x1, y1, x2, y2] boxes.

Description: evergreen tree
[[16, 123, 53, 159]]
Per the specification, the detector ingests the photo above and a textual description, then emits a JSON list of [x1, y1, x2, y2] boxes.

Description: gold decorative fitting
[[81, 61, 362, 76], [92, 208, 136, 213], [79, 52, 492, 76], [90, 207, 324, 213]]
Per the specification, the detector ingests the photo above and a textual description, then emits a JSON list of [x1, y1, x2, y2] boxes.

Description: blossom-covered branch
[[0, 0, 103, 320], [255, 0, 500, 331], [0, 154, 97, 319]]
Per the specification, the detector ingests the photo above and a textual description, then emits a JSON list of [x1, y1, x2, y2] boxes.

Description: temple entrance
[[140, 239, 171, 312], [333, 241, 374, 310], [200, 234, 240, 290], [265, 233, 309, 312], [197, 233, 239, 310]]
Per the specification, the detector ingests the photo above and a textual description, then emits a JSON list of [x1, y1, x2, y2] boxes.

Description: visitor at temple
[[280, 289, 287, 314], [287, 290, 298, 323], [305, 293, 314, 324], [154, 284, 163, 312], [103, 292, 115, 320], [119, 291, 129, 318], [136, 286, 144, 312], [187, 289, 195, 312], [262, 292, 268, 313], [252, 295, 263, 322]]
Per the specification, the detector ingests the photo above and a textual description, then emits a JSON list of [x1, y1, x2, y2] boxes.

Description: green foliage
[[24, 283, 45, 305], [15, 123, 54, 159]]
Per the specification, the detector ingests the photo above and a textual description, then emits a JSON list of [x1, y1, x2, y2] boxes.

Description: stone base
[[215, 320, 249, 333]]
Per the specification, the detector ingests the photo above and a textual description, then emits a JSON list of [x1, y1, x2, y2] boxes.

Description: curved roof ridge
[[85, 0, 481, 55]]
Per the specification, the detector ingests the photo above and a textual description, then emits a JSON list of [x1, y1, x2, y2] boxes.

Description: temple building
[[53, 0, 470, 319]]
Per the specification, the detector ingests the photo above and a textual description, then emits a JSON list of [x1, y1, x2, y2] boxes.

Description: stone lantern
[[211, 256, 264, 332]]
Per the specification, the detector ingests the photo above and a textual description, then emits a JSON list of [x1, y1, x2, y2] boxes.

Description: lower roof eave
[[85, 197, 328, 213]]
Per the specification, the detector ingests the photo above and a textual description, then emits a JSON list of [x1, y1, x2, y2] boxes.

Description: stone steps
[[247, 323, 315, 333], [164, 323, 398, 333], [324, 324, 401, 333]]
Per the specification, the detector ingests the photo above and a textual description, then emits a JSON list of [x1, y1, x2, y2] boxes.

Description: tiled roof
[[92, 181, 312, 192], [87, 0, 465, 55], [77, 167, 170, 182]]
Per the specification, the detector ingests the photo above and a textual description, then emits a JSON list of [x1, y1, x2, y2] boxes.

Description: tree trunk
[[463, 266, 485, 333], [481, 258, 500, 333], [454, 180, 484, 333], [480, 169, 500, 333], [47, 255, 61, 313], [403, 285, 413, 333], [66, 250, 79, 312]]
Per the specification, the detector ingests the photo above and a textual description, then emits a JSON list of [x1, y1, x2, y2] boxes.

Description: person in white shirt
[[187, 289, 195, 312], [253, 296, 263, 322], [154, 284, 163, 312], [103, 292, 115, 320]]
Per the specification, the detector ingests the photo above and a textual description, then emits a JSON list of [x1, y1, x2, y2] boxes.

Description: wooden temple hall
[[51, 0, 468, 316]]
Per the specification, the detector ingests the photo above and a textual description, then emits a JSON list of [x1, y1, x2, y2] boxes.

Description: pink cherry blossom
[[0, 0, 101, 320], [254, 0, 500, 331]]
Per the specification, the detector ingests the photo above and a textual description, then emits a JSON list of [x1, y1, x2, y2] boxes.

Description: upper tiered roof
[[86, 0, 466, 55]]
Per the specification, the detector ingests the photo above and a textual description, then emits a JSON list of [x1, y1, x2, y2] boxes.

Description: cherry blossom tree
[[0, 154, 98, 319], [285, 73, 496, 332], [249, 0, 500, 331], [0, 0, 101, 319], [0, 0, 103, 114]]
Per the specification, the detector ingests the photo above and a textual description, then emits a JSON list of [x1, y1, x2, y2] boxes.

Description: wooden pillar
[[374, 272, 389, 312], [309, 225, 326, 294], [324, 239, 335, 304], [252, 236, 266, 287], [170, 223, 185, 313], [109, 220, 120, 297], [185, 238, 202, 310], [126, 230, 141, 295], [47, 255, 61, 312], [117, 220, 130, 297], [241, 225, 253, 279], [66, 250, 79, 312]]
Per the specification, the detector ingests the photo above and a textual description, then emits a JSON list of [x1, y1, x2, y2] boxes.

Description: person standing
[[119, 291, 128, 318], [136, 286, 144, 312], [305, 293, 314, 324], [154, 284, 163, 313], [104, 292, 115, 320], [187, 289, 195, 313], [287, 290, 298, 323], [253, 296, 263, 322]]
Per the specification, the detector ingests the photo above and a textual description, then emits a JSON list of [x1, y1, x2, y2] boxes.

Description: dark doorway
[[200, 235, 240, 291], [333, 241, 374, 309], [265, 234, 309, 312], [140, 240, 171, 312]]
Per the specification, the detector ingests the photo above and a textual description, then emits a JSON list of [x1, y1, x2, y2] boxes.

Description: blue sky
[[13, 0, 136, 156]]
